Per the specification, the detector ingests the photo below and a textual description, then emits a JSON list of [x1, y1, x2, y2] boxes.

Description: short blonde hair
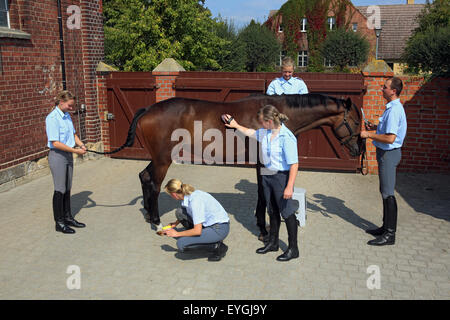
[[55, 90, 76, 105], [281, 57, 295, 69], [164, 179, 195, 196], [257, 105, 289, 127]]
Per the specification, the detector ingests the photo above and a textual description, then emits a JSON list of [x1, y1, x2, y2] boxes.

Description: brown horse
[[90, 93, 363, 234]]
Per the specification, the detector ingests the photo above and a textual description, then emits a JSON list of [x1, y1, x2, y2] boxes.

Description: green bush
[[320, 28, 369, 72], [402, 0, 450, 76]]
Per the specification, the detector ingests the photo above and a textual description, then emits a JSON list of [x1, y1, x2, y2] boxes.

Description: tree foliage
[[321, 28, 369, 72], [402, 0, 450, 76], [103, 0, 229, 71], [237, 20, 281, 72]]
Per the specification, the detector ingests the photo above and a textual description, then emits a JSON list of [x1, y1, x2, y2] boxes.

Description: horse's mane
[[242, 93, 348, 110], [283, 93, 347, 109]]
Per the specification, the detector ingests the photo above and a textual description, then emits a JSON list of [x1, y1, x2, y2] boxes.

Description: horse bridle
[[334, 103, 368, 175], [334, 103, 361, 147]]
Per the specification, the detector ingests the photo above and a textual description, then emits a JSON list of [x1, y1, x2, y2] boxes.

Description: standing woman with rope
[[45, 90, 87, 234], [222, 105, 300, 262]]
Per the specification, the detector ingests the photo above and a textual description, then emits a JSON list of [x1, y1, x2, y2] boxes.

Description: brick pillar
[[152, 58, 185, 102], [96, 68, 111, 153], [80, 0, 104, 144], [153, 72, 178, 102]]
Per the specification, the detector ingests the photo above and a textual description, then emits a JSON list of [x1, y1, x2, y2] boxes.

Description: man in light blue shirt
[[267, 57, 308, 95], [360, 77, 407, 246]]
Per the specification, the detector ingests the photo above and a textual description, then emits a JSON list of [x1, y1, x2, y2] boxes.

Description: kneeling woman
[[163, 179, 230, 262]]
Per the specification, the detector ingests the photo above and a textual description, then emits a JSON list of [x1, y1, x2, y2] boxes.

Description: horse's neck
[[287, 104, 342, 135]]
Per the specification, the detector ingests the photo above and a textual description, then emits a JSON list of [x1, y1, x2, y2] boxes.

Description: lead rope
[[360, 138, 368, 175]]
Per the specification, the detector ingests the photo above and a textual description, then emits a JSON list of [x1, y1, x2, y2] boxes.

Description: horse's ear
[[345, 97, 352, 110]]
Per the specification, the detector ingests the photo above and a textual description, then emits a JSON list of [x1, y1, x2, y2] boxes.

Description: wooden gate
[[175, 72, 366, 171], [106, 72, 157, 159]]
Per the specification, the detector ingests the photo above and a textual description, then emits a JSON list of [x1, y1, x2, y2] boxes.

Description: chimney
[[407, 0, 414, 4]]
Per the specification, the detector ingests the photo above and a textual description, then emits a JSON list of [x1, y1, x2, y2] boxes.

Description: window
[[278, 24, 283, 33], [298, 51, 308, 67], [279, 50, 287, 66], [0, 0, 9, 28], [324, 57, 334, 67], [300, 18, 307, 32], [327, 17, 336, 30], [352, 23, 358, 32]]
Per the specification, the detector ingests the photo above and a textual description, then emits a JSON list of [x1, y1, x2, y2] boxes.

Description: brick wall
[[153, 72, 179, 103], [362, 72, 450, 174], [0, 0, 104, 171]]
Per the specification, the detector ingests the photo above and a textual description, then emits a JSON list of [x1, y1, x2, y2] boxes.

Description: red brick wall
[[0, 0, 104, 171], [362, 72, 450, 174], [154, 72, 179, 102]]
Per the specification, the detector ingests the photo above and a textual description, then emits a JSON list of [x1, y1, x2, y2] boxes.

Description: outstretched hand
[[221, 114, 237, 128]]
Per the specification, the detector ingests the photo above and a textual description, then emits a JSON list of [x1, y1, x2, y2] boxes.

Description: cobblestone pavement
[[0, 157, 449, 300]]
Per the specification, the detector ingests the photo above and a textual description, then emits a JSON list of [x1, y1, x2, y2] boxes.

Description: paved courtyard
[[0, 157, 449, 299]]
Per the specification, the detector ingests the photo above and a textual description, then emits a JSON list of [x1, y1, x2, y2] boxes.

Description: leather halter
[[334, 104, 360, 148], [334, 103, 368, 175]]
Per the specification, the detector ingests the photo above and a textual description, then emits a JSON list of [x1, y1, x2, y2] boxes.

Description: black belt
[[377, 147, 401, 151]]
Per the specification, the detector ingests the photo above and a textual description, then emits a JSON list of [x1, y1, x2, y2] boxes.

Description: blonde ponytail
[[164, 179, 195, 196], [257, 105, 289, 127]]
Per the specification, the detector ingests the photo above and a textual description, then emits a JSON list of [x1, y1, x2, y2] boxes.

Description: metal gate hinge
[[104, 111, 115, 120]]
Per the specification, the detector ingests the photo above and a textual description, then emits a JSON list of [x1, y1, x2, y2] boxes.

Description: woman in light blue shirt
[[267, 57, 308, 95], [164, 179, 230, 262], [45, 91, 87, 234], [222, 105, 300, 262]]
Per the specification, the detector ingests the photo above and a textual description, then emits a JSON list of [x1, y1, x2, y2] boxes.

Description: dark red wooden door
[[106, 72, 157, 159], [176, 72, 366, 172]]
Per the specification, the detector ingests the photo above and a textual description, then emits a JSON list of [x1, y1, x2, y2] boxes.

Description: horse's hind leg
[[139, 162, 155, 223], [139, 160, 171, 229]]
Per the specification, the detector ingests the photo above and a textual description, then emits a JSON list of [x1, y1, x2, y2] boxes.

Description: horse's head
[[332, 97, 363, 157]]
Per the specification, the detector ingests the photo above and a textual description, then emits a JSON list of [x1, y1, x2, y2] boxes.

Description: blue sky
[[204, 0, 428, 27]]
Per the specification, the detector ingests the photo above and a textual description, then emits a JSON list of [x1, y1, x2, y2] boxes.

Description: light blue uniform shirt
[[373, 99, 407, 150], [266, 77, 309, 95], [45, 106, 76, 149], [255, 124, 298, 171], [182, 190, 229, 227]]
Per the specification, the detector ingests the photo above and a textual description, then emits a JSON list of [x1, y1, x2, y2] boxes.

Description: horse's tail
[[86, 107, 148, 155]]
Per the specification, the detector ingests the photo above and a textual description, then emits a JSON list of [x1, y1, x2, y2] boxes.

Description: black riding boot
[[256, 214, 279, 254], [366, 198, 388, 236], [276, 215, 299, 261], [54, 191, 75, 234], [368, 196, 397, 246], [183, 242, 228, 262], [63, 191, 85, 228]]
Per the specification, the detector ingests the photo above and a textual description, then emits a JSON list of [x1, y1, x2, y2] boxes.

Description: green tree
[[320, 28, 370, 72], [103, 0, 229, 71], [212, 17, 247, 71], [403, 0, 450, 76], [238, 20, 281, 72]]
